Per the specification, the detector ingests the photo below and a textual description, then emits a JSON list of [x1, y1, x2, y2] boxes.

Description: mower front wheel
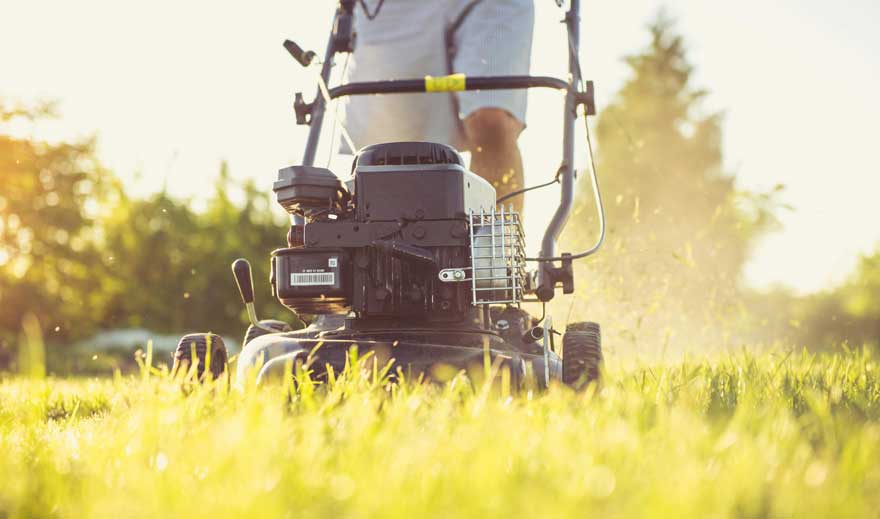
[[244, 319, 292, 346], [172, 333, 229, 381], [562, 322, 602, 389]]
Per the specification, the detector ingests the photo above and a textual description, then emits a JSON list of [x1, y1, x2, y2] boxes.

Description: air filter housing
[[273, 165, 348, 216], [351, 142, 495, 222]]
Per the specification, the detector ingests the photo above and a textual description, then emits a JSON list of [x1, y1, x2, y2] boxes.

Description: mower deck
[[236, 321, 560, 388]]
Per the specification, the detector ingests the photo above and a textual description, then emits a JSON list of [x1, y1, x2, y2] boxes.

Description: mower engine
[[270, 141, 528, 323]]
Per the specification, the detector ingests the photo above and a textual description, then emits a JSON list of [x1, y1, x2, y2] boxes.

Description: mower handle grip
[[232, 258, 255, 304]]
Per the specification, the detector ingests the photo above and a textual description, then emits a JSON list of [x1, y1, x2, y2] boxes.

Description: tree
[[1, 99, 296, 367], [797, 248, 879, 349], [96, 163, 293, 339], [0, 101, 112, 354], [560, 14, 778, 350]]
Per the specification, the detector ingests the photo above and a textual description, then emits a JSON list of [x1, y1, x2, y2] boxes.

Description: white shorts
[[343, 0, 535, 152]]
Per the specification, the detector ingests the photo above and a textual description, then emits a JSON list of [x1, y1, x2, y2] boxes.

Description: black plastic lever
[[283, 39, 316, 67], [232, 258, 255, 304]]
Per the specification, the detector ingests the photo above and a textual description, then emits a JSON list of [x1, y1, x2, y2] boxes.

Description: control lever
[[283, 39, 316, 67], [232, 258, 278, 333]]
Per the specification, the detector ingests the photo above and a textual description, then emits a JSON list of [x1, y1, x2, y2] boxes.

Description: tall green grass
[[0, 348, 878, 518]]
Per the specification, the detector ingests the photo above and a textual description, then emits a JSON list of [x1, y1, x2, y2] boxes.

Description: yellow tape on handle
[[425, 73, 467, 92]]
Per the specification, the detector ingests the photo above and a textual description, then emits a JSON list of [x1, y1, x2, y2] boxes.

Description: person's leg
[[449, 0, 534, 214], [463, 107, 525, 214]]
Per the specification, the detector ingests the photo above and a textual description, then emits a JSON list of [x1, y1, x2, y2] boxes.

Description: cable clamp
[[575, 80, 596, 116], [294, 93, 313, 125]]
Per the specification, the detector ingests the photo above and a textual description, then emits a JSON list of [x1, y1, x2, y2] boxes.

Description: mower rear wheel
[[562, 322, 602, 389], [172, 333, 228, 381], [244, 319, 292, 346]]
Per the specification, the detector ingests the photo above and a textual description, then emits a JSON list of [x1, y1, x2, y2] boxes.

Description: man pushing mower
[[173, 0, 604, 390]]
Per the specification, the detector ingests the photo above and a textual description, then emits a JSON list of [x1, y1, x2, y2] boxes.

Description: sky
[[1, 0, 878, 293]]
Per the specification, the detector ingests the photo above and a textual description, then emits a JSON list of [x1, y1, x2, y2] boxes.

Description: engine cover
[[352, 142, 495, 222]]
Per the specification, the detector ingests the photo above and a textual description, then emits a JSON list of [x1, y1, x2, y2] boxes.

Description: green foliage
[[0, 104, 294, 361], [0, 103, 112, 352], [561, 15, 781, 349], [95, 164, 294, 338], [746, 248, 880, 350], [838, 250, 880, 322], [0, 350, 878, 517]]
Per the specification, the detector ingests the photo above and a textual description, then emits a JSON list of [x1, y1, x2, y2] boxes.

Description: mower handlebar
[[326, 75, 595, 117], [327, 75, 572, 99]]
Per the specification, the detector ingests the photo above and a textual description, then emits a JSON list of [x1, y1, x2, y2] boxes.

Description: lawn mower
[[173, 0, 606, 389]]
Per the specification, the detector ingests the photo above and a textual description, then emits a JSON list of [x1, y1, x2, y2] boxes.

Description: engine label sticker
[[290, 272, 335, 286]]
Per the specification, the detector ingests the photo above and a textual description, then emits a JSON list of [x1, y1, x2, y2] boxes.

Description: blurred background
[[1, 0, 878, 373]]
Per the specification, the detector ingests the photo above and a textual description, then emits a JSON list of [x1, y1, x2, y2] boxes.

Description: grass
[[0, 348, 878, 518]]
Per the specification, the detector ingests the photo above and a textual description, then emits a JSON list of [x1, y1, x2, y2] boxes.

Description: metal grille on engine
[[468, 206, 527, 305]]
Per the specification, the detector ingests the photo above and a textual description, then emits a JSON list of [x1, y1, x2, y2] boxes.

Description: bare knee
[[463, 108, 523, 151]]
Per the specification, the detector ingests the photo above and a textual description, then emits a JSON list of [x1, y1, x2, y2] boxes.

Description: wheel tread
[[562, 321, 602, 388], [172, 333, 228, 380]]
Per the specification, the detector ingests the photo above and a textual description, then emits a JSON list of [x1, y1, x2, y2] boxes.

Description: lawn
[[0, 348, 878, 518]]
